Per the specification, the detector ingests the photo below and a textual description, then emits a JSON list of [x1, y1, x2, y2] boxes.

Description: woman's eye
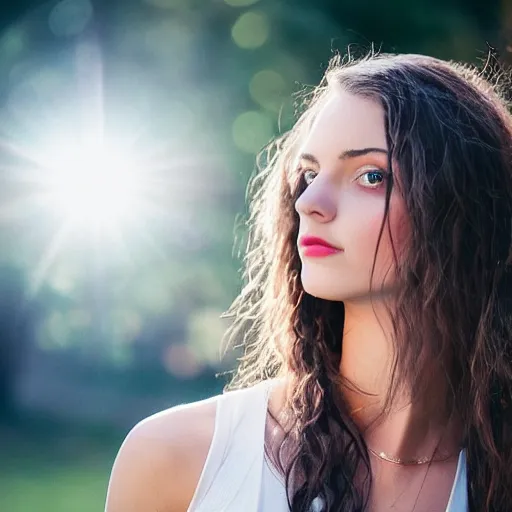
[[302, 169, 317, 185], [357, 169, 388, 189]]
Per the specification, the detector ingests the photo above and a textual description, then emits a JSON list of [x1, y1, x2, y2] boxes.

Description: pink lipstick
[[299, 235, 343, 258]]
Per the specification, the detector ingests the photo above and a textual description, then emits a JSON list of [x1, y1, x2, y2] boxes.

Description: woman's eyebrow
[[339, 148, 388, 159], [299, 147, 388, 165]]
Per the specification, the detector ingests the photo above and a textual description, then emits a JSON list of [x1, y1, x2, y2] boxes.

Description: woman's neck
[[338, 298, 462, 462]]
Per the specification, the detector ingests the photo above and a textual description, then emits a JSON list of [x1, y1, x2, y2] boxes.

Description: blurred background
[[0, 0, 510, 510]]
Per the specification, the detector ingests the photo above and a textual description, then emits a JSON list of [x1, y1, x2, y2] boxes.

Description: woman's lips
[[299, 235, 344, 258], [302, 245, 341, 257]]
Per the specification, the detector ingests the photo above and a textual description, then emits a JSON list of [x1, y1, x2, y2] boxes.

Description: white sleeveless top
[[186, 379, 468, 512]]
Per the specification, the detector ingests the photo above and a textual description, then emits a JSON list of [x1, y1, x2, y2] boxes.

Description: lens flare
[[42, 141, 143, 230]]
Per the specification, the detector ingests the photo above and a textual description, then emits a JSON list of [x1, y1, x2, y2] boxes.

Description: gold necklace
[[350, 404, 459, 466], [368, 446, 456, 466]]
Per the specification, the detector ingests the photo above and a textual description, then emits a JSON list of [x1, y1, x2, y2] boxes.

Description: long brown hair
[[221, 51, 512, 511]]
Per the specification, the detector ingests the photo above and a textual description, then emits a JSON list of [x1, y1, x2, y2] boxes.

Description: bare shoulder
[[105, 393, 219, 512]]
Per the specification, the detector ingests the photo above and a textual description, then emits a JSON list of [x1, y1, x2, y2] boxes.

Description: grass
[[0, 413, 124, 512], [1, 466, 110, 512]]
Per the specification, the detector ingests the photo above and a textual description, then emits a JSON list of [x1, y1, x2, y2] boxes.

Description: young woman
[[105, 52, 512, 511]]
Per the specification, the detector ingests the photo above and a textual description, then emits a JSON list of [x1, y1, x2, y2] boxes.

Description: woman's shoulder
[[105, 379, 286, 512], [105, 392, 220, 512]]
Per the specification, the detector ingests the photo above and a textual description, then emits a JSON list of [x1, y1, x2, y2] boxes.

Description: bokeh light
[[46, 261, 83, 295], [232, 110, 274, 153], [0, 25, 26, 59], [40, 310, 69, 349], [109, 308, 142, 343], [163, 343, 203, 378], [249, 69, 288, 112], [231, 11, 270, 49], [187, 308, 228, 366]]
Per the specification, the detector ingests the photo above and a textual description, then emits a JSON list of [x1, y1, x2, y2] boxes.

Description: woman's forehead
[[295, 90, 388, 161]]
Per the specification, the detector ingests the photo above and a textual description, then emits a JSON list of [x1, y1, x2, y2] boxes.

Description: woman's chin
[[301, 283, 347, 302]]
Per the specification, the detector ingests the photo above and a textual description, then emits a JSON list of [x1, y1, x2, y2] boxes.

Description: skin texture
[[104, 398, 217, 512], [105, 89, 461, 512]]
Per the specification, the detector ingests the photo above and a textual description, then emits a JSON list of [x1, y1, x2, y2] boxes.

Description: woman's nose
[[294, 182, 337, 222]]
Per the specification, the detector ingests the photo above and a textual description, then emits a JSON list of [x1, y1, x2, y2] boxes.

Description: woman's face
[[294, 89, 409, 302]]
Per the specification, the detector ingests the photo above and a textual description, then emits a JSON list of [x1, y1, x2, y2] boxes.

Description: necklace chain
[[368, 446, 455, 466]]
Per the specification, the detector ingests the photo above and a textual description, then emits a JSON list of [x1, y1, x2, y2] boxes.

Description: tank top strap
[[188, 379, 276, 512], [446, 449, 468, 512]]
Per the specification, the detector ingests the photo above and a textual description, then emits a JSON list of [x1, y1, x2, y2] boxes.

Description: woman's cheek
[[362, 205, 408, 270]]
